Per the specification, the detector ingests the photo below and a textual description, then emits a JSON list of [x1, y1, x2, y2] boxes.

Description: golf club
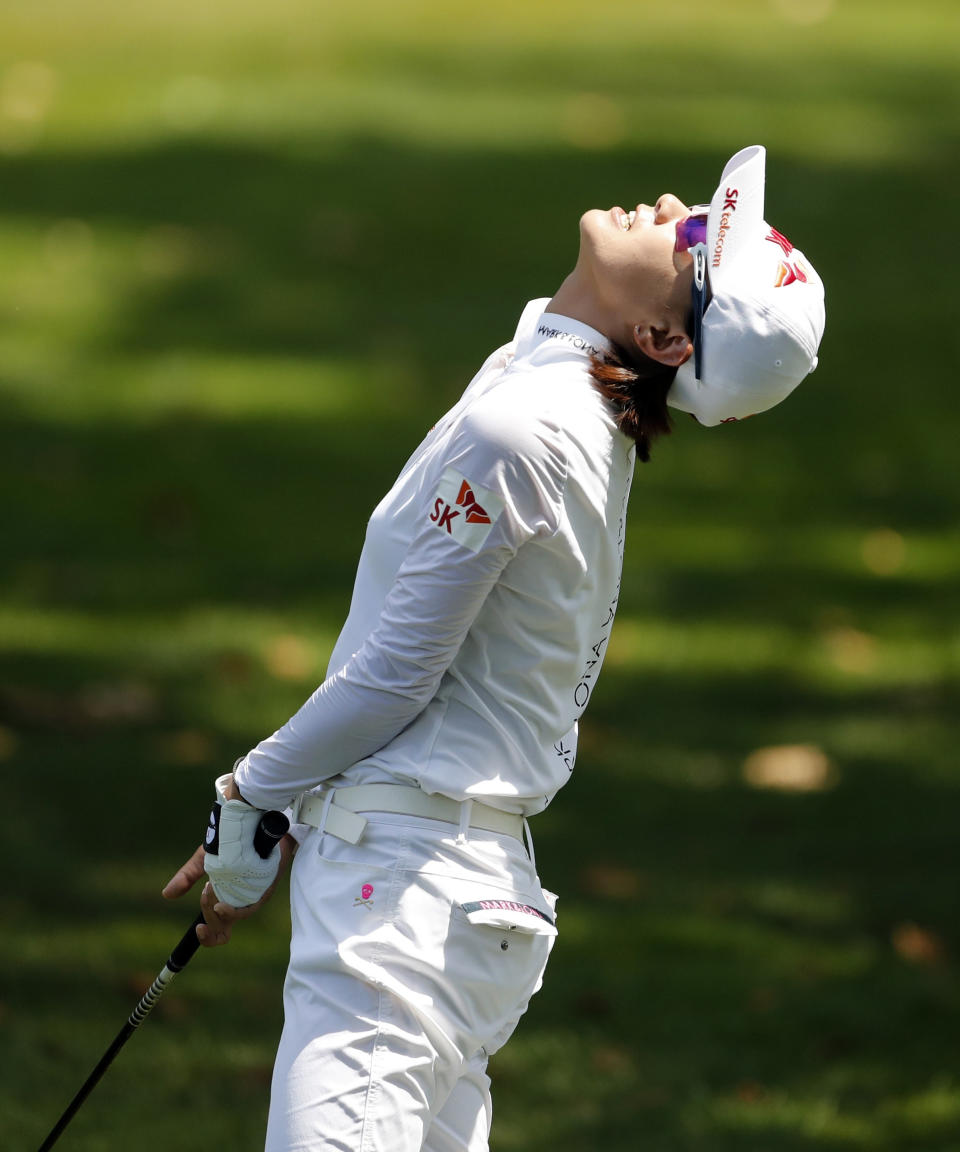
[[37, 808, 290, 1152]]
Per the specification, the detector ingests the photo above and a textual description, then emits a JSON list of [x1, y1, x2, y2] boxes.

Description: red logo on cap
[[766, 227, 794, 256], [456, 480, 491, 524], [775, 260, 809, 288]]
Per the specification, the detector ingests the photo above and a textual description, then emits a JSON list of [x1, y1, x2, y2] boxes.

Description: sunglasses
[[676, 208, 709, 381]]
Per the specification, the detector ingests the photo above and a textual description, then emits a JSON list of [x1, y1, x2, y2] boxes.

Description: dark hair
[[588, 344, 677, 463]]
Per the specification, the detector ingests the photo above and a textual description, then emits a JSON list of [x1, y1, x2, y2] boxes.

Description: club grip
[[168, 911, 205, 972], [253, 809, 290, 859]]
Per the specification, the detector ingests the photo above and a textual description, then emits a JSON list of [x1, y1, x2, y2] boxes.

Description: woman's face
[[577, 193, 697, 335]]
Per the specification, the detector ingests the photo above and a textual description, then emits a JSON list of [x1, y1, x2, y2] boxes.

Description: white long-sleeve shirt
[[234, 299, 635, 816]]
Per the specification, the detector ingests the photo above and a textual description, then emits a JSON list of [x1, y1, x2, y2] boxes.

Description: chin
[[578, 209, 611, 256], [580, 208, 606, 233]]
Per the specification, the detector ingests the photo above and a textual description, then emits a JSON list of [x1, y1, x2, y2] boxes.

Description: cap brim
[[668, 145, 767, 425], [705, 145, 766, 289]]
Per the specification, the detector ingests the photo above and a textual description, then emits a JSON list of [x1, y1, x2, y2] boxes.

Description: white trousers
[[265, 811, 557, 1152]]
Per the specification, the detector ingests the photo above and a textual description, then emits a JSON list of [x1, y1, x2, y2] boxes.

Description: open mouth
[[612, 205, 656, 232]]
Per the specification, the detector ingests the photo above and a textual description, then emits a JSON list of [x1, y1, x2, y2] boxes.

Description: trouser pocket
[[437, 881, 558, 1057], [293, 823, 558, 1063], [458, 894, 558, 936]]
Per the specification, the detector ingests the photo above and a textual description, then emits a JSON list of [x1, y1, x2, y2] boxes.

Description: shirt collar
[[513, 299, 611, 363]]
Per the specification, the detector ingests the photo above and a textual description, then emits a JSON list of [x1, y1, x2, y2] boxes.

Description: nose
[[654, 194, 689, 224]]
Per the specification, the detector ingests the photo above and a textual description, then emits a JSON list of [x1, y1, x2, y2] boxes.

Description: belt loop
[[523, 818, 536, 869], [316, 789, 335, 843], [457, 799, 474, 844]]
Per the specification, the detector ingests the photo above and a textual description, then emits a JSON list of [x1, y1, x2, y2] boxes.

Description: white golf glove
[[202, 773, 283, 908]]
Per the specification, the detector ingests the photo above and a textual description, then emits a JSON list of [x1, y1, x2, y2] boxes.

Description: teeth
[[620, 210, 636, 232]]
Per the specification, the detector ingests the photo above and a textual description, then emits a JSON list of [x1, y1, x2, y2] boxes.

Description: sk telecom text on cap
[[668, 145, 826, 427]]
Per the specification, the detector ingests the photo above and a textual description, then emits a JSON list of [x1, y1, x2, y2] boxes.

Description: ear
[[633, 324, 693, 368]]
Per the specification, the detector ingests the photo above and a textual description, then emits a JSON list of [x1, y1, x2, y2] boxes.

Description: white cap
[[668, 145, 826, 426]]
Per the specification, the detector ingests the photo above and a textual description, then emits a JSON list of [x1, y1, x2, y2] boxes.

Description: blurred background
[[2, 1, 959, 1148]]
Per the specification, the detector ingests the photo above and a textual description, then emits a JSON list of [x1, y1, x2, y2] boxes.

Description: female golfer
[[165, 145, 825, 1151]]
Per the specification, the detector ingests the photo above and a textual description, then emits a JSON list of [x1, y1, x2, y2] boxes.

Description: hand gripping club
[[37, 808, 290, 1152]]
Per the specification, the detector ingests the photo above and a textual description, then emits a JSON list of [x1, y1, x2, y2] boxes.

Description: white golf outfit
[[234, 299, 636, 1151]]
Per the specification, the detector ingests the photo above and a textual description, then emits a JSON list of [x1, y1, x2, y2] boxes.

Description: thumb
[[162, 845, 207, 900]]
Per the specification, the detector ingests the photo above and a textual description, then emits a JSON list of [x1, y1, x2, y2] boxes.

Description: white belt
[[293, 784, 525, 844]]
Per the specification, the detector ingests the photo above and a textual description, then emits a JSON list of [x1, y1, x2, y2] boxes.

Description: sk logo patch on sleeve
[[428, 468, 504, 552]]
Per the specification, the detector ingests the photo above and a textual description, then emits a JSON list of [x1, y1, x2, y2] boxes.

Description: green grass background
[[2, 0, 959, 1148]]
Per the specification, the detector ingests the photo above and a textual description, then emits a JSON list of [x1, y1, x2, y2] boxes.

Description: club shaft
[[37, 809, 288, 1150], [37, 913, 203, 1152], [38, 1019, 135, 1152]]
